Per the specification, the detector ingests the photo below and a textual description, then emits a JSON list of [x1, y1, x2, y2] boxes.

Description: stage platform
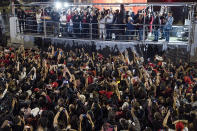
[[21, 34, 189, 53], [23, 33, 188, 45], [23, 34, 189, 44], [21, 34, 190, 63]]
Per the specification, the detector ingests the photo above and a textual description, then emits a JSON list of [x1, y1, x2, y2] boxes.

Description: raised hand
[[79, 114, 83, 122]]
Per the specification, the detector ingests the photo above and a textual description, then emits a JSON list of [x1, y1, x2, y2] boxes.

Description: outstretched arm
[[163, 110, 170, 128]]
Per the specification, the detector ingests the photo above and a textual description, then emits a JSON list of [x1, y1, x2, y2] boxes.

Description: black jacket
[[153, 16, 160, 30]]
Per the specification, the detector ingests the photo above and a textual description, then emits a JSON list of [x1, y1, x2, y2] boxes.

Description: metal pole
[[188, 10, 192, 45], [43, 6, 46, 37], [90, 23, 92, 40], [10, 0, 12, 16], [143, 4, 147, 44], [188, 5, 195, 63]]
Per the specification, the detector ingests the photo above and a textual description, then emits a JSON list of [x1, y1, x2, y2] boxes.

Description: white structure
[[10, 17, 24, 43]]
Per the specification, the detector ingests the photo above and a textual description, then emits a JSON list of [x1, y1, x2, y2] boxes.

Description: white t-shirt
[[60, 15, 67, 25], [99, 17, 106, 29], [69, 19, 73, 26], [36, 13, 42, 24], [106, 13, 113, 24], [168, 127, 188, 131]]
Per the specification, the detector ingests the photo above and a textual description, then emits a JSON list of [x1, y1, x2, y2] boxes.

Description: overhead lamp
[[64, 2, 69, 8], [55, 2, 62, 9]]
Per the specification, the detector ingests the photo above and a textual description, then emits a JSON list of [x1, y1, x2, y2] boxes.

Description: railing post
[[188, 11, 192, 52], [43, 6, 46, 37], [188, 5, 195, 63], [143, 5, 147, 44], [90, 23, 92, 40], [80, 21, 81, 38], [43, 20, 46, 37], [143, 24, 145, 44]]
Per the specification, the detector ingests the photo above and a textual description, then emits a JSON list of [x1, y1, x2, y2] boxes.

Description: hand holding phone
[[8, 121, 13, 125], [90, 93, 93, 98]]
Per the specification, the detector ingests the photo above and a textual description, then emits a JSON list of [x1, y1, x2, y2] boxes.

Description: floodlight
[[64, 2, 69, 8], [55, 2, 62, 9]]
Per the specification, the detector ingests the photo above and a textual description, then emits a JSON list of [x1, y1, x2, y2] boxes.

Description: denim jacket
[[165, 16, 174, 30]]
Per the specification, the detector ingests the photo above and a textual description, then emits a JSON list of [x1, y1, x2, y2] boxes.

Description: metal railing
[[11, 1, 196, 45], [16, 18, 190, 43]]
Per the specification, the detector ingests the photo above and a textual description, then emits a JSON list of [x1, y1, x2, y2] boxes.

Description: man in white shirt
[[36, 9, 42, 34], [99, 13, 106, 40], [105, 10, 114, 40], [60, 11, 67, 36]]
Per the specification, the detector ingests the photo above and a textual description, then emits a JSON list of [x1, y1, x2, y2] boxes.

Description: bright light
[[64, 2, 69, 7], [77, 8, 80, 12], [55, 2, 62, 9]]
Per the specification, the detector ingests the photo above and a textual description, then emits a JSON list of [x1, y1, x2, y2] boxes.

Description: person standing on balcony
[[73, 10, 81, 38], [105, 10, 113, 40], [117, 4, 126, 40], [89, 11, 98, 39], [36, 9, 42, 34], [0, 11, 5, 34], [81, 11, 90, 38], [164, 12, 173, 42], [67, 10, 73, 36], [51, 11, 60, 37], [98, 12, 106, 40], [126, 17, 134, 40], [60, 11, 67, 37], [135, 13, 144, 41], [160, 13, 167, 39], [17, 8, 26, 33], [153, 12, 161, 42]]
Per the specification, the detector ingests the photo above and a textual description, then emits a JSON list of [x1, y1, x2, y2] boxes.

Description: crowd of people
[[17, 4, 174, 42], [0, 43, 197, 131]]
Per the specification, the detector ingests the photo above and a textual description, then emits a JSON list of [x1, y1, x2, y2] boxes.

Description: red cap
[[99, 90, 106, 95], [51, 82, 58, 88], [176, 122, 184, 131], [50, 70, 55, 74], [34, 88, 40, 92], [106, 91, 113, 99]]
